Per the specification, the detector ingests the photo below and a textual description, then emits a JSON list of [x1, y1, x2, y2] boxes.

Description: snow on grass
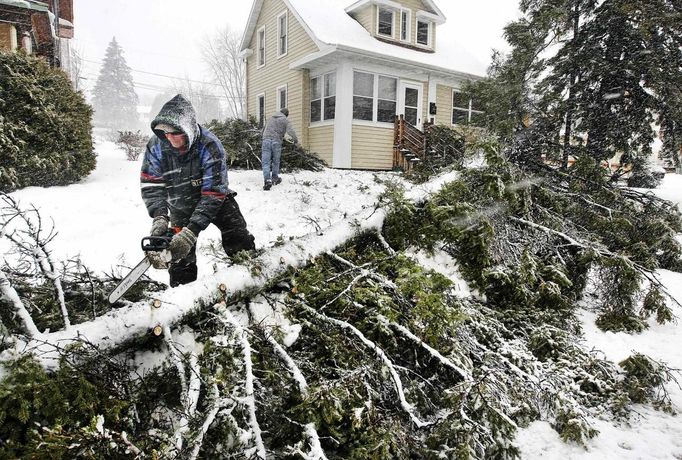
[[2, 139, 400, 284]]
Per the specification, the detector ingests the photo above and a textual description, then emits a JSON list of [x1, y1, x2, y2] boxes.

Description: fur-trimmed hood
[[151, 94, 200, 148]]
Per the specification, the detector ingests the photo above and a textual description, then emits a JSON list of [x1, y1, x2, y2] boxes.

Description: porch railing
[[393, 115, 433, 171]]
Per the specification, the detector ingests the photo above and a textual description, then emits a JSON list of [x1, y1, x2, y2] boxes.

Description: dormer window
[[416, 20, 431, 46], [399, 9, 410, 42], [377, 7, 394, 38]]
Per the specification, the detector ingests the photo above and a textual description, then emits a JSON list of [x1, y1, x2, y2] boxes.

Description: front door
[[398, 82, 423, 129]]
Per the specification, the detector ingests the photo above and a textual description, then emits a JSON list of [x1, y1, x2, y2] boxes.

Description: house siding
[[350, 5, 374, 34], [351, 125, 394, 170], [309, 125, 335, 166], [436, 83, 456, 126], [246, 0, 319, 147]]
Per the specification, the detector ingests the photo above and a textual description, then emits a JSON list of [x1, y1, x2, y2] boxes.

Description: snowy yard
[[3, 139, 682, 459]]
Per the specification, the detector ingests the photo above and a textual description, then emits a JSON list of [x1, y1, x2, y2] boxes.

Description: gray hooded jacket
[[141, 94, 229, 235], [263, 111, 298, 144]]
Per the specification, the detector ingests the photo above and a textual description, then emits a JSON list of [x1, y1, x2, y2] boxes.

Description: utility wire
[[81, 58, 226, 88]]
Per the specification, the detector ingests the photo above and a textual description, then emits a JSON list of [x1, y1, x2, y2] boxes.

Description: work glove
[[169, 227, 197, 262], [150, 216, 169, 237], [147, 250, 171, 269]]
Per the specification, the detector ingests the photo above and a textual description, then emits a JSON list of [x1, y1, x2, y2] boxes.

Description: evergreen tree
[[91, 37, 139, 130], [471, 0, 682, 171]]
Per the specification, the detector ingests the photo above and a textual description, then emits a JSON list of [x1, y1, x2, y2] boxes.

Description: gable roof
[[240, 0, 486, 78]]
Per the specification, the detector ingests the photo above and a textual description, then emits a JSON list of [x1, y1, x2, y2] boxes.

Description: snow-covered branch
[[5, 172, 456, 368], [216, 305, 267, 459], [298, 301, 432, 428], [0, 269, 40, 337]]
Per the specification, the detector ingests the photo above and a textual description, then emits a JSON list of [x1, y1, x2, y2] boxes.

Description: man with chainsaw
[[140, 94, 255, 286]]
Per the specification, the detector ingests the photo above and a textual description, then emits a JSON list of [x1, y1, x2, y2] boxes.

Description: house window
[[353, 71, 397, 123], [257, 27, 266, 67], [310, 72, 336, 122], [257, 94, 265, 127], [416, 20, 431, 46], [400, 10, 410, 42], [277, 11, 288, 57], [452, 91, 484, 126], [353, 71, 375, 121], [377, 76, 397, 123], [277, 85, 287, 111], [377, 7, 394, 37]]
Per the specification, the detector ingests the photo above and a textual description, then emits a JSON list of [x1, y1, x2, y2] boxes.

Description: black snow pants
[[169, 194, 256, 287]]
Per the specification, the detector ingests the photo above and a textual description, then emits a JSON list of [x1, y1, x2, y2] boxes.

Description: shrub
[[115, 130, 147, 161], [0, 51, 94, 192]]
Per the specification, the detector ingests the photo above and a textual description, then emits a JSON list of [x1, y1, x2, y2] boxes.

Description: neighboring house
[[0, 0, 74, 74], [240, 0, 485, 170]]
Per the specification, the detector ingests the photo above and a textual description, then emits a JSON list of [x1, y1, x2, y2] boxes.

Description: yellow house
[[240, 0, 484, 170]]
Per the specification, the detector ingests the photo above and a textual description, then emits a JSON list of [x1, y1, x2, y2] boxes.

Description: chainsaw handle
[[141, 235, 172, 252]]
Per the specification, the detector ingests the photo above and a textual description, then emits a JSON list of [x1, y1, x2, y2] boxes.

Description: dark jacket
[[141, 94, 229, 235], [263, 111, 298, 144]]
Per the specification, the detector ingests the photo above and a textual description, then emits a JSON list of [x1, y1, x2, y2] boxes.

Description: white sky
[[72, 0, 520, 104]]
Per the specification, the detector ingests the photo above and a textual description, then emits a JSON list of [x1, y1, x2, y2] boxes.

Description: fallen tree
[[1, 143, 680, 458]]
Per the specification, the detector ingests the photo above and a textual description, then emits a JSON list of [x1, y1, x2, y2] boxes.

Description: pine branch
[[5, 172, 456, 368], [216, 305, 267, 459], [298, 300, 433, 428]]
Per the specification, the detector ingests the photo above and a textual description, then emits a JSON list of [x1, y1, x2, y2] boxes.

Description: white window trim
[[276, 11, 288, 58], [257, 26, 266, 68], [376, 5, 395, 39], [399, 9, 411, 43], [352, 70, 398, 125], [451, 89, 483, 126], [310, 71, 337, 124], [276, 84, 288, 111], [257, 93, 266, 125], [415, 19, 432, 48]]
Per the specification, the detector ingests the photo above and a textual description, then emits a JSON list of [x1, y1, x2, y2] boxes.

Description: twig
[[298, 300, 433, 428]]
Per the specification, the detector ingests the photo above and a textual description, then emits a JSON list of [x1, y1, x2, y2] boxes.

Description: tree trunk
[[4, 173, 457, 369]]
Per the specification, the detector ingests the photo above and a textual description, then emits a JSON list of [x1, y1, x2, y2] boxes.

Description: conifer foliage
[[470, 0, 682, 173], [0, 52, 94, 192], [91, 37, 140, 130]]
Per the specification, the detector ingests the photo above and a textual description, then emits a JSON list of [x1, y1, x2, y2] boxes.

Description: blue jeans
[[261, 139, 282, 182]]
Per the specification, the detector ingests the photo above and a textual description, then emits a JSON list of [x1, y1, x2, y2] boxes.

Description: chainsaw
[[108, 232, 175, 304]]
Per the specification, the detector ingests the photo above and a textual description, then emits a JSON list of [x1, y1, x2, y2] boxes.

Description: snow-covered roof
[[0, 0, 49, 11], [241, 0, 486, 78]]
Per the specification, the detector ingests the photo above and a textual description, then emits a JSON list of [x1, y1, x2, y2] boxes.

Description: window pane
[[311, 100, 321, 122], [324, 96, 336, 120], [453, 91, 468, 109], [279, 89, 286, 110], [311, 77, 321, 100], [401, 11, 408, 40], [279, 16, 287, 54], [405, 87, 418, 107], [417, 21, 429, 45], [378, 76, 396, 101], [471, 98, 483, 112], [452, 108, 467, 125], [353, 96, 374, 120], [324, 73, 336, 97], [470, 111, 485, 126], [353, 72, 374, 98], [378, 100, 396, 123], [405, 107, 418, 125], [258, 97, 265, 126], [378, 8, 393, 36]]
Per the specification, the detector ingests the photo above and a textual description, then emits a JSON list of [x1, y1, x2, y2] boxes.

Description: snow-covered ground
[[3, 140, 682, 458], [1, 139, 398, 283]]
